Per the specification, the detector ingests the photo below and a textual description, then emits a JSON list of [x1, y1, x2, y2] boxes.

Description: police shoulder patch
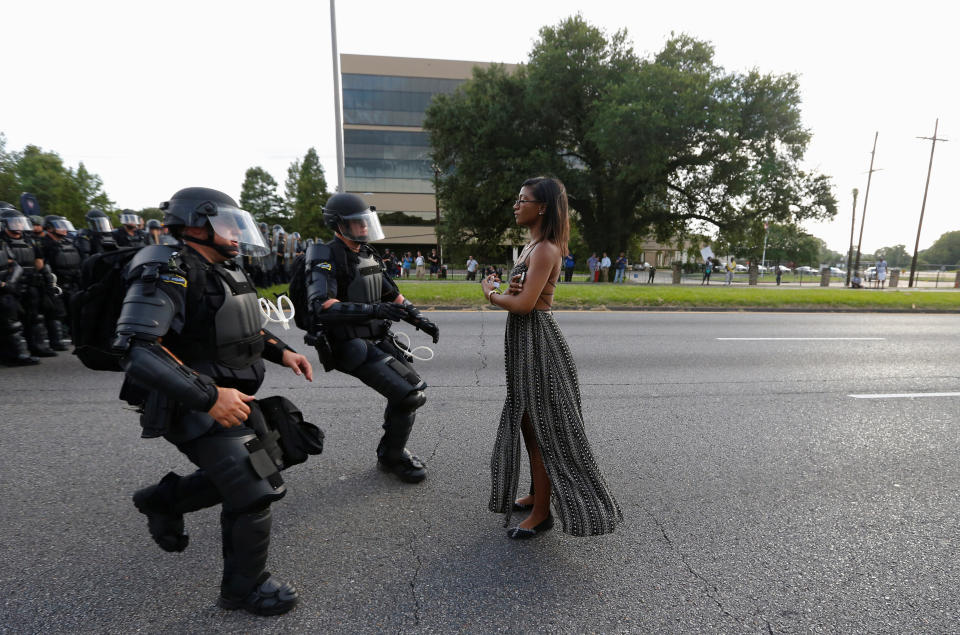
[[160, 273, 188, 287], [317, 261, 333, 271]]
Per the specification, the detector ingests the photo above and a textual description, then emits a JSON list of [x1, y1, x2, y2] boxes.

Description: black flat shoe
[[512, 501, 533, 512], [507, 514, 554, 540]]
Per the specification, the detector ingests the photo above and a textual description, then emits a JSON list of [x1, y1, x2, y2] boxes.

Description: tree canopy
[[919, 231, 960, 266], [0, 133, 113, 227], [240, 166, 286, 225], [424, 16, 837, 256]]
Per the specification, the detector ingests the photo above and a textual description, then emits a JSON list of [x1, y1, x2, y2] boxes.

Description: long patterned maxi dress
[[489, 261, 623, 536]]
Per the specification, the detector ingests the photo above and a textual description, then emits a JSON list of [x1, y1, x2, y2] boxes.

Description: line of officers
[[0, 194, 307, 366]]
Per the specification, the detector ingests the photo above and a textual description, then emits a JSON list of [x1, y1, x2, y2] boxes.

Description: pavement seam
[[643, 507, 760, 631]]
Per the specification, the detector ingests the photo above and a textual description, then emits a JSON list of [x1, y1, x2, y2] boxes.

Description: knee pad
[[398, 389, 426, 411], [186, 432, 286, 512]]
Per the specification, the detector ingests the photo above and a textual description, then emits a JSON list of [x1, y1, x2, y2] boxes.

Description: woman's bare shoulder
[[532, 241, 562, 262]]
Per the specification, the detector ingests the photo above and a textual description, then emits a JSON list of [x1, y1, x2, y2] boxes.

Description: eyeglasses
[[514, 199, 543, 206]]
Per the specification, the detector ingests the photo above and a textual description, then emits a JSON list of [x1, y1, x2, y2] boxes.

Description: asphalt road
[[2, 311, 959, 634]]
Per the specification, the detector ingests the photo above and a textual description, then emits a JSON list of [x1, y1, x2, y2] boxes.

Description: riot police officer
[[40, 215, 82, 348], [113, 210, 147, 247], [118, 187, 313, 615], [0, 204, 37, 366], [144, 218, 179, 246], [0, 206, 57, 357], [302, 193, 439, 483], [76, 208, 118, 258]]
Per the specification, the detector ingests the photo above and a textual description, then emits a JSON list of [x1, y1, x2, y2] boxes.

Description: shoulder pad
[[127, 245, 179, 271], [306, 242, 334, 272]]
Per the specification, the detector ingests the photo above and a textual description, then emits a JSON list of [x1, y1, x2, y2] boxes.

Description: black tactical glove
[[401, 300, 439, 343], [373, 302, 409, 322]]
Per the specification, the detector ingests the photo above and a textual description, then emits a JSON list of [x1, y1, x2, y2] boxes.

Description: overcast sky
[[3, 0, 956, 254]]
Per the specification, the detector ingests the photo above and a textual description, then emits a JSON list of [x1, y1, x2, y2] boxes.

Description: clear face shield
[[3, 216, 31, 233], [49, 218, 75, 235], [338, 209, 385, 243], [89, 217, 112, 233], [120, 213, 141, 227], [207, 206, 268, 256]]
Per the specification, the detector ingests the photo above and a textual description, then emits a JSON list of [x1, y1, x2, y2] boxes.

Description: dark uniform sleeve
[[114, 246, 218, 412]]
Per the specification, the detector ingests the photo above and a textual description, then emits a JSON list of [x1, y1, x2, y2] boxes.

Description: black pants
[[564, 267, 574, 282], [332, 336, 425, 446]]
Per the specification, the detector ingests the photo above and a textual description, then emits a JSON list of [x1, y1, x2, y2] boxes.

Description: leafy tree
[[239, 166, 285, 225], [0, 133, 19, 204], [425, 17, 837, 256], [873, 244, 910, 267], [919, 231, 960, 266], [0, 139, 114, 227], [284, 148, 331, 241]]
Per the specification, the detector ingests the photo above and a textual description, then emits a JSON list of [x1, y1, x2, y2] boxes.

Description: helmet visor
[[4, 216, 32, 232], [120, 213, 141, 226], [338, 209, 385, 243], [90, 217, 112, 233], [49, 218, 76, 232], [208, 207, 268, 256]]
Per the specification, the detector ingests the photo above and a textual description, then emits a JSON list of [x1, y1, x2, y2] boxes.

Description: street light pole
[[908, 119, 948, 287], [854, 132, 879, 278], [330, 0, 345, 193]]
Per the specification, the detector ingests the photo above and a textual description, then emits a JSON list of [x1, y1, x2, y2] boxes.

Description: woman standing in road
[[481, 176, 622, 539]]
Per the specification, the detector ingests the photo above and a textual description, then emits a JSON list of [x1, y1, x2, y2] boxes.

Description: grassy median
[[260, 280, 960, 311]]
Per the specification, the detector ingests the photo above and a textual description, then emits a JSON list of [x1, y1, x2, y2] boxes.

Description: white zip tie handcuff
[[259, 295, 295, 330]]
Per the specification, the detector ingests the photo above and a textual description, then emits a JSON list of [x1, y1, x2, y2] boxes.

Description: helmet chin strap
[[182, 233, 238, 258]]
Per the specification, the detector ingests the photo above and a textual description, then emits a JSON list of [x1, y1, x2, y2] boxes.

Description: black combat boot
[[132, 471, 222, 552], [1, 329, 39, 366], [45, 319, 69, 351], [218, 507, 298, 616], [377, 408, 426, 483], [28, 323, 57, 357]]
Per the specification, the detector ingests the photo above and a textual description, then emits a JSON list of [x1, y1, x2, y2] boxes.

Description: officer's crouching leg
[[181, 425, 297, 615], [377, 390, 427, 483], [132, 470, 222, 552]]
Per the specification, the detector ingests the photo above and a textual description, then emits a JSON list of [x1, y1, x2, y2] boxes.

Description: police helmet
[[43, 214, 76, 234], [322, 193, 384, 243], [146, 219, 163, 230], [258, 222, 268, 235], [119, 210, 142, 228], [1, 208, 32, 233], [29, 215, 44, 228], [159, 187, 267, 256], [86, 208, 113, 234]]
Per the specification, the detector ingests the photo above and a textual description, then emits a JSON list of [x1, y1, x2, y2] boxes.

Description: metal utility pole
[[908, 119, 948, 287], [845, 188, 859, 286], [854, 132, 879, 278], [760, 221, 769, 277], [330, 0, 345, 192]]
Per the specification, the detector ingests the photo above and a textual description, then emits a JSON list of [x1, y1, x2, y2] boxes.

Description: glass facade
[[344, 129, 434, 193], [342, 74, 464, 127]]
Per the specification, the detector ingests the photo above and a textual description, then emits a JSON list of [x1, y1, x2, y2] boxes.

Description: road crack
[[643, 507, 756, 631]]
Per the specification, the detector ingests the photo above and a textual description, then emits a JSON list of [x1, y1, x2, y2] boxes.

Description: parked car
[[734, 264, 748, 272], [775, 265, 792, 273], [829, 266, 846, 277], [795, 266, 818, 275], [865, 266, 877, 281]]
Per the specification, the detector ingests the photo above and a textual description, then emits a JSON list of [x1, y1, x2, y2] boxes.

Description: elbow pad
[[124, 345, 218, 412]]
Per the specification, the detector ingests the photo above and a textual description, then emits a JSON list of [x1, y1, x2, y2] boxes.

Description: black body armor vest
[[44, 237, 82, 283]]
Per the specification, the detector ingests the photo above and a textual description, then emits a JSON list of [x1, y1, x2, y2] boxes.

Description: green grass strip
[[260, 281, 959, 311]]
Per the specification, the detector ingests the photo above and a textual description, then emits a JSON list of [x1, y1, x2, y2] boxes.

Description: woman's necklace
[[518, 240, 540, 263]]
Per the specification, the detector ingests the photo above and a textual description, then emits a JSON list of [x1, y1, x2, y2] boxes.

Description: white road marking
[[849, 392, 960, 399], [716, 337, 885, 341]]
